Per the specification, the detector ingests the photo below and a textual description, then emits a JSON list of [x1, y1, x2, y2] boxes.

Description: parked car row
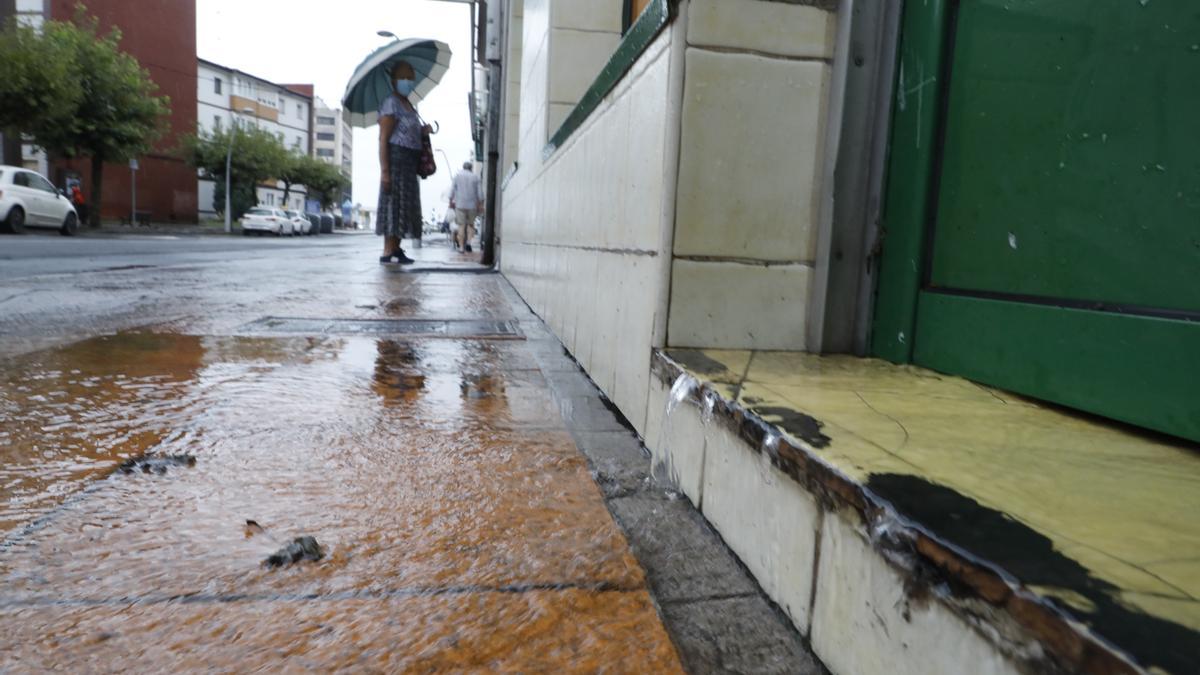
[[0, 164, 79, 236], [1, 162, 344, 239], [240, 208, 316, 236]]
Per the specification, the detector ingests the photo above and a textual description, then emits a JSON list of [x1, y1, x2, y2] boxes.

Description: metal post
[[130, 159, 137, 225], [480, 0, 504, 267], [224, 134, 233, 233]]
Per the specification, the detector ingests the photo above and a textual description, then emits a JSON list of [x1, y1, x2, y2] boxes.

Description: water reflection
[[0, 331, 678, 671], [371, 340, 427, 405]]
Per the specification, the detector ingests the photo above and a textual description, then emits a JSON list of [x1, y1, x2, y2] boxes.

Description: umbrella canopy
[[341, 38, 452, 128]]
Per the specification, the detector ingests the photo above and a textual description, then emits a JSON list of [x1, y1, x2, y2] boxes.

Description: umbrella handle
[[430, 121, 440, 134]]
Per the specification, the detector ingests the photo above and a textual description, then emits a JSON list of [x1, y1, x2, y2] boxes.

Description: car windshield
[[247, 208, 272, 216]]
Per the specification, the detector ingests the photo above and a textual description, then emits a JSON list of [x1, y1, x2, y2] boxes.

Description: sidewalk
[[0, 238, 821, 671]]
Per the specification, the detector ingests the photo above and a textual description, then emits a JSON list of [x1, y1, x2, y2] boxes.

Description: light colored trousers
[[455, 208, 478, 247]]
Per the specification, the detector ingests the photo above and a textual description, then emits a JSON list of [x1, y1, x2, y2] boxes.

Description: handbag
[[417, 116, 437, 180]]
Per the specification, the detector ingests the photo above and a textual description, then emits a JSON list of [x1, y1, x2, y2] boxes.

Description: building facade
[[313, 96, 353, 202], [481, 1, 1199, 674], [196, 59, 313, 216], [0, 0, 199, 223]]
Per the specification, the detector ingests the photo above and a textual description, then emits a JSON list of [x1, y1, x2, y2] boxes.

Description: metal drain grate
[[241, 317, 523, 339]]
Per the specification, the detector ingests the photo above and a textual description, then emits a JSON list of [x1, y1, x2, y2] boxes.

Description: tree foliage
[[304, 160, 350, 210], [0, 6, 171, 226], [180, 125, 287, 220], [279, 152, 329, 208], [181, 127, 349, 219]]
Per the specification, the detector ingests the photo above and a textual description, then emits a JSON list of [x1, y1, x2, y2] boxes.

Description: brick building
[[0, 0, 199, 223]]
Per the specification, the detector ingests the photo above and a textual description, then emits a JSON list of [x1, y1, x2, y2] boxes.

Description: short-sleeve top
[[379, 95, 423, 150]]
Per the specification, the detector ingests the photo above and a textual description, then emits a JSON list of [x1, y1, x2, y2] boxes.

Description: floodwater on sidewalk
[[0, 330, 682, 671]]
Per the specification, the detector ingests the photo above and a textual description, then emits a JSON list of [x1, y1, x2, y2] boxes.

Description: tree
[[0, 7, 171, 226], [180, 125, 287, 221], [278, 153, 329, 209], [305, 162, 351, 211], [0, 19, 81, 153]]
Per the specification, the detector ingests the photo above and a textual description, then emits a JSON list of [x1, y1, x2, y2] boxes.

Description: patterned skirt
[[376, 145, 422, 238]]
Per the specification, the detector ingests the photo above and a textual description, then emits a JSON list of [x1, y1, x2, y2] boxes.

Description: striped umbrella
[[341, 38, 452, 128]]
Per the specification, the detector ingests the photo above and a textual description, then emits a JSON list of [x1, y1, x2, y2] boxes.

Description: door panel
[[914, 293, 1200, 440], [929, 1, 1200, 313], [29, 173, 64, 224], [12, 173, 47, 224], [876, 0, 1200, 442]]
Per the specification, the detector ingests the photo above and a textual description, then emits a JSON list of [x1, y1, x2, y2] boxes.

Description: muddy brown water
[[0, 331, 681, 670]]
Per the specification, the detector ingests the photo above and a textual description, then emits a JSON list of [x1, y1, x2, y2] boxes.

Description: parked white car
[[0, 165, 79, 236], [286, 210, 312, 235], [240, 207, 294, 236]]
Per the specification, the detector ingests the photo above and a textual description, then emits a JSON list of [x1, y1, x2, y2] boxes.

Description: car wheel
[[4, 206, 25, 234], [243, 229, 251, 236], [59, 211, 78, 236]]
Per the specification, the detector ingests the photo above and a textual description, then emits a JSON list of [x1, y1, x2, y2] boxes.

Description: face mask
[[395, 79, 415, 96]]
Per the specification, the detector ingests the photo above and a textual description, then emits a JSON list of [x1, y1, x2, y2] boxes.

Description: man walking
[[448, 162, 484, 253]]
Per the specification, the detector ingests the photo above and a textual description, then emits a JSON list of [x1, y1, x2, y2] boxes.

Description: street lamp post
[[224, 107, 257, 234]]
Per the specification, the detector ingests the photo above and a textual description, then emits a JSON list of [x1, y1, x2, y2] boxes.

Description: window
[[13, 172, 30, 187], [293, 138, 301, 150], [317, 149, 334, 157], [277, 132, 284, 142], [214, 77, 222, 94], [29, 173, 56, 193], [316, 132, 336, 141], [317, 116, 336, 126], [296, 104, 303, 118], [214, 116, 222, 131]]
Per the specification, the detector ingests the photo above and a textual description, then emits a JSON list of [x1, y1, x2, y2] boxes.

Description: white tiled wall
[[501, 0, 840, 421], [548, 29, 621, 106], [501, 3, 524, 174], [666, 0, 836, 351], [502, 25, 677, 435], [669, 259, 813, 350], [674, 50, 829, 262], [688, 0, 836, 59]]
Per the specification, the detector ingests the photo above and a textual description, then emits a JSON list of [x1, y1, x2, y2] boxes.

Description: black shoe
[[464, 244, 473, 253], [379, 254, 395, 263], [395, 250, 415, 264]]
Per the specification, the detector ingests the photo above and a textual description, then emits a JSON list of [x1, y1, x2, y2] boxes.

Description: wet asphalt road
[[0, 232, 823, 672], [0, 230, 366, 281]]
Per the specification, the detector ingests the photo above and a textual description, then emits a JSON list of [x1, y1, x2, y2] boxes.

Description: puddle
[[0, 330, 680, 670]]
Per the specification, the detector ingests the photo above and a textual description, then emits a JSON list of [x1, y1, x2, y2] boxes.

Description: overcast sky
[[196, 0, 475, 217]]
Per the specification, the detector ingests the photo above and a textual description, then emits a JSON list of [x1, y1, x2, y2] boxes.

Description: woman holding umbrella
[[376, 60, 430, 264]]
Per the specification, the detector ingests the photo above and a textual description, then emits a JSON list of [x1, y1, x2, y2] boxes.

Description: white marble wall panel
[[688, 0, 836, 59], [702, 422, 821, 633], [669, 259, 812, 350], [553, 0, 623, 33], [812, 513, 1024, 675], [674, 49, 829, 262], [549, 28, 621, 106]]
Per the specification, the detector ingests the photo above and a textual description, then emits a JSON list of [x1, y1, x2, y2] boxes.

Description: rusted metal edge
[[649, 350, 1144, 675]]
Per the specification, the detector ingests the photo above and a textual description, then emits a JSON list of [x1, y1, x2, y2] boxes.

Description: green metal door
[[873, 0, 1200, 441]]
